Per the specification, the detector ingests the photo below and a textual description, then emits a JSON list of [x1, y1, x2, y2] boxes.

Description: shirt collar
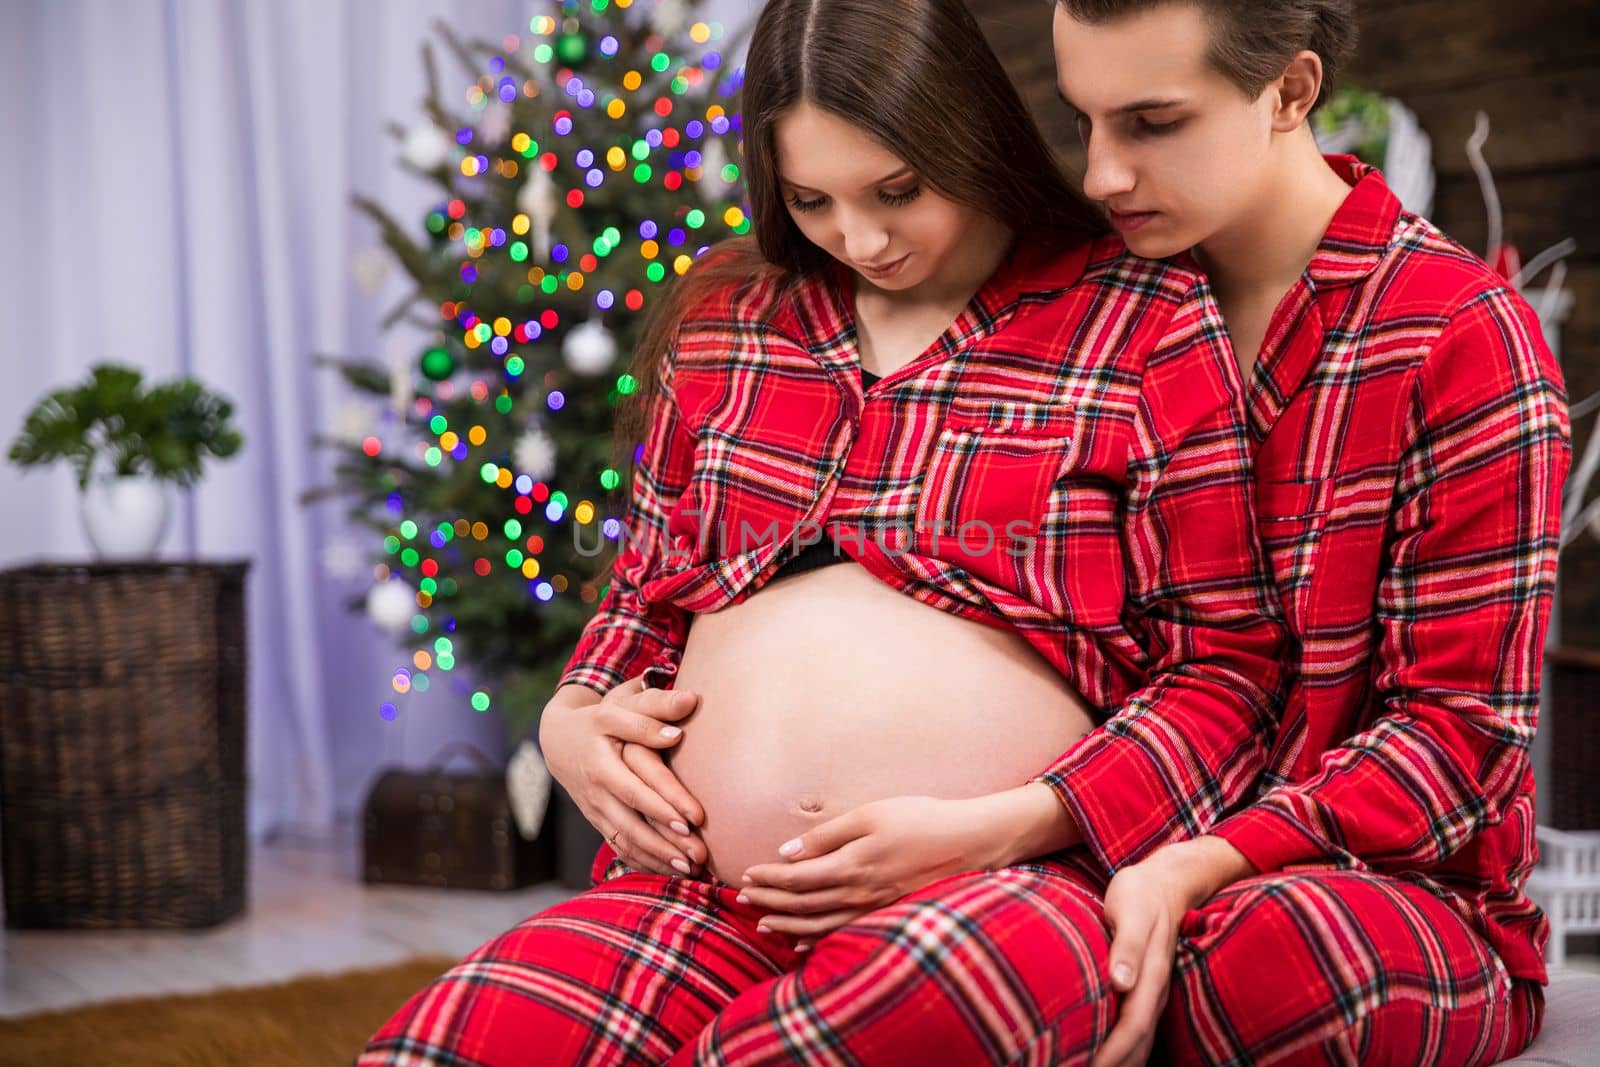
[[1305, 154, 1402, 290]]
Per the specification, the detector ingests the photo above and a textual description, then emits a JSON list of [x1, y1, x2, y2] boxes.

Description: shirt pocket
[[914, 395, 1078, 583], [1255, 477, 1333, 631]]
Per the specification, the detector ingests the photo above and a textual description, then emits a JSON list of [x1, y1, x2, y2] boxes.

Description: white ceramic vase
[[80, 473, 172, 559]]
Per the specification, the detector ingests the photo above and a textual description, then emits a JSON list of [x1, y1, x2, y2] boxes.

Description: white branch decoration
[[1466, 112, 1504, 263], [1467, 117, 1592, 550]]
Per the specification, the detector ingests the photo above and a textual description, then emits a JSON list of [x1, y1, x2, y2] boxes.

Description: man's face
[[1052, 3, 1278, 258]]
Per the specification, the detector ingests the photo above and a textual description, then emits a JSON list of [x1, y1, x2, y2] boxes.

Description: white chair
[[1498, 826, 1600, 1065], [1526, 826, 1600, 967]]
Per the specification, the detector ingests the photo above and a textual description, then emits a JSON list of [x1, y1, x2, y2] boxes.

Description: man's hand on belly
[[735, 794, 1003, 943]]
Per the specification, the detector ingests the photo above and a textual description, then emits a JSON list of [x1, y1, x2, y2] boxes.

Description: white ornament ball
[[562, 320, 618, 376], [478, 101, 512, 148], [366, 579, 416, 633], [506, 740, 554, 840], [401, 122, 452, 171], [351, 248, 391, 296], [331, 400, 372, 446], [518, 168, 559, 261], [320, 537, 367, 581], [389, 357, 414, 414], [651, 0, 688, 37], [514, 429, 558, 481], [698, 138, 736, 203]]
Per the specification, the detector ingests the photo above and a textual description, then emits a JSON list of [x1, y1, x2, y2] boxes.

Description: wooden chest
[[362, 744, 554, 891]]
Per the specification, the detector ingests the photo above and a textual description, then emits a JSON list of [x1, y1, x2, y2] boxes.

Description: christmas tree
[[307, 0, 747, 743]]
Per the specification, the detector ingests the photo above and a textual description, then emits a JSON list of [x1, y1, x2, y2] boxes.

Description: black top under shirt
[[768, 364, 882, 583]]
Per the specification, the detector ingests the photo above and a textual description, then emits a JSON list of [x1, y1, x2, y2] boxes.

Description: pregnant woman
[[360, 0, 1286, 1063]]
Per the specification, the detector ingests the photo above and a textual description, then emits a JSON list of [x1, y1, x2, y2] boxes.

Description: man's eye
[[1136, 118, 1180, 136], [787, 193, 828, 213]]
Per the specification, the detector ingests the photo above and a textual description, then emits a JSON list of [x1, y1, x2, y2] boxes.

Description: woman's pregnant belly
[[664, 562, 1095, 887]]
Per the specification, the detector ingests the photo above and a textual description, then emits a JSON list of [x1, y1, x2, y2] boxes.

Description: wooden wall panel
[[1344, 0, 1600, 645], [1352, 0, 1600, 94]]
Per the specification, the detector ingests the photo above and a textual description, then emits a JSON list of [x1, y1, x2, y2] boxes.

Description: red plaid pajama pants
[[357, 844, 1542, 1066]]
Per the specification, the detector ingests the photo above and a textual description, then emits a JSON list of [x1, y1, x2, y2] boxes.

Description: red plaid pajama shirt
[[1148, 157, 1569, 1063]]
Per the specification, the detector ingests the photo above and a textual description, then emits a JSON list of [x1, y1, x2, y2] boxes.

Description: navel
[[792, 793, 827, 815]]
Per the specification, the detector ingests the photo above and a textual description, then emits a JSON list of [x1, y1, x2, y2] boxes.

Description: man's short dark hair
[[1057, 0, 1357, 110]]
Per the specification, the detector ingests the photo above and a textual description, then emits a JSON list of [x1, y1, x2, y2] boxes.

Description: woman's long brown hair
[[601, 0, 1107, 571]]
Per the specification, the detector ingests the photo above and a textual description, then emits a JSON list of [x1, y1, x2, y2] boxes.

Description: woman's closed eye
[[786, 185, 924, 214], [878, 185, 922, 207], [787, 192, 829, 213]]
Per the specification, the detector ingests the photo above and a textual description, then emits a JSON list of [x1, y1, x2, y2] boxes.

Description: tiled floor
[[0, 821, 579, 1019]]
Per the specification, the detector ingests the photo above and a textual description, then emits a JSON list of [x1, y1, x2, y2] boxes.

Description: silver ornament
[[562, 320, 618, 376], [507, 741, 554, 840], [366, 579, 416, 632], [400, 122, 452, 171]]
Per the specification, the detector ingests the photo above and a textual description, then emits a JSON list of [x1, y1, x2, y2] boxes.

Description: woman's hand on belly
[[541, 674, 711, 877], [735, 793, 1008, 941]]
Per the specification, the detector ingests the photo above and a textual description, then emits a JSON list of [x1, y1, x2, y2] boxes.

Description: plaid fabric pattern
[[560, 234, 1287, 878], [356, 160, 1564, 1065], [1197, 157, 1571, 988], [1167, 869, 1543, 1066], [357, 856, 1119, 1067], [357, 849, 1539, 1066]]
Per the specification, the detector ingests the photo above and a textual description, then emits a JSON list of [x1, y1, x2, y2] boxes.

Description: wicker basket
[[0, 561, 250, 928]]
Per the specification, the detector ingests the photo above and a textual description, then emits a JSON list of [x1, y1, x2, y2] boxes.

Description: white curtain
[[1, 0, 755, 839], [0, 0, 550, 838]]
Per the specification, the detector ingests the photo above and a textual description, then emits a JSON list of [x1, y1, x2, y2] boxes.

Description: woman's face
[[772, 102, 993, 294], [1052, 3, 1278, 259]]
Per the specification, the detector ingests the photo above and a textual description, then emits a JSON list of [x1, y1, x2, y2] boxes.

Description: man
[[1045, 2, 1572, 1063]]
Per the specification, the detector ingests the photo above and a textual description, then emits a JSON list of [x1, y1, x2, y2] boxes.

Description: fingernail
[[671, 819, 691, 835], [659, 725, 682, 739], [741, 874, 753, 884], [795, 942, 812, 953], [757, 923, 771, 934], [778, 838, 802, 857], [672, 858, 691, 874], [736, 892, 750, 905], [1113, 963, 1134, 987]]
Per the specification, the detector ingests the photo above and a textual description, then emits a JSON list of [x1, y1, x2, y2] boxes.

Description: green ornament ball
[[420, 347, 456, 381], [556, 32, 588, 65]]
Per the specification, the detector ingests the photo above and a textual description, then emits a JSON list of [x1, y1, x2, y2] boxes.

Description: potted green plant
[[7, 363, 244, 559]]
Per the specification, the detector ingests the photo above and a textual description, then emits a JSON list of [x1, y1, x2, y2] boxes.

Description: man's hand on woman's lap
[[1091, 836, 1257, 1067]]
